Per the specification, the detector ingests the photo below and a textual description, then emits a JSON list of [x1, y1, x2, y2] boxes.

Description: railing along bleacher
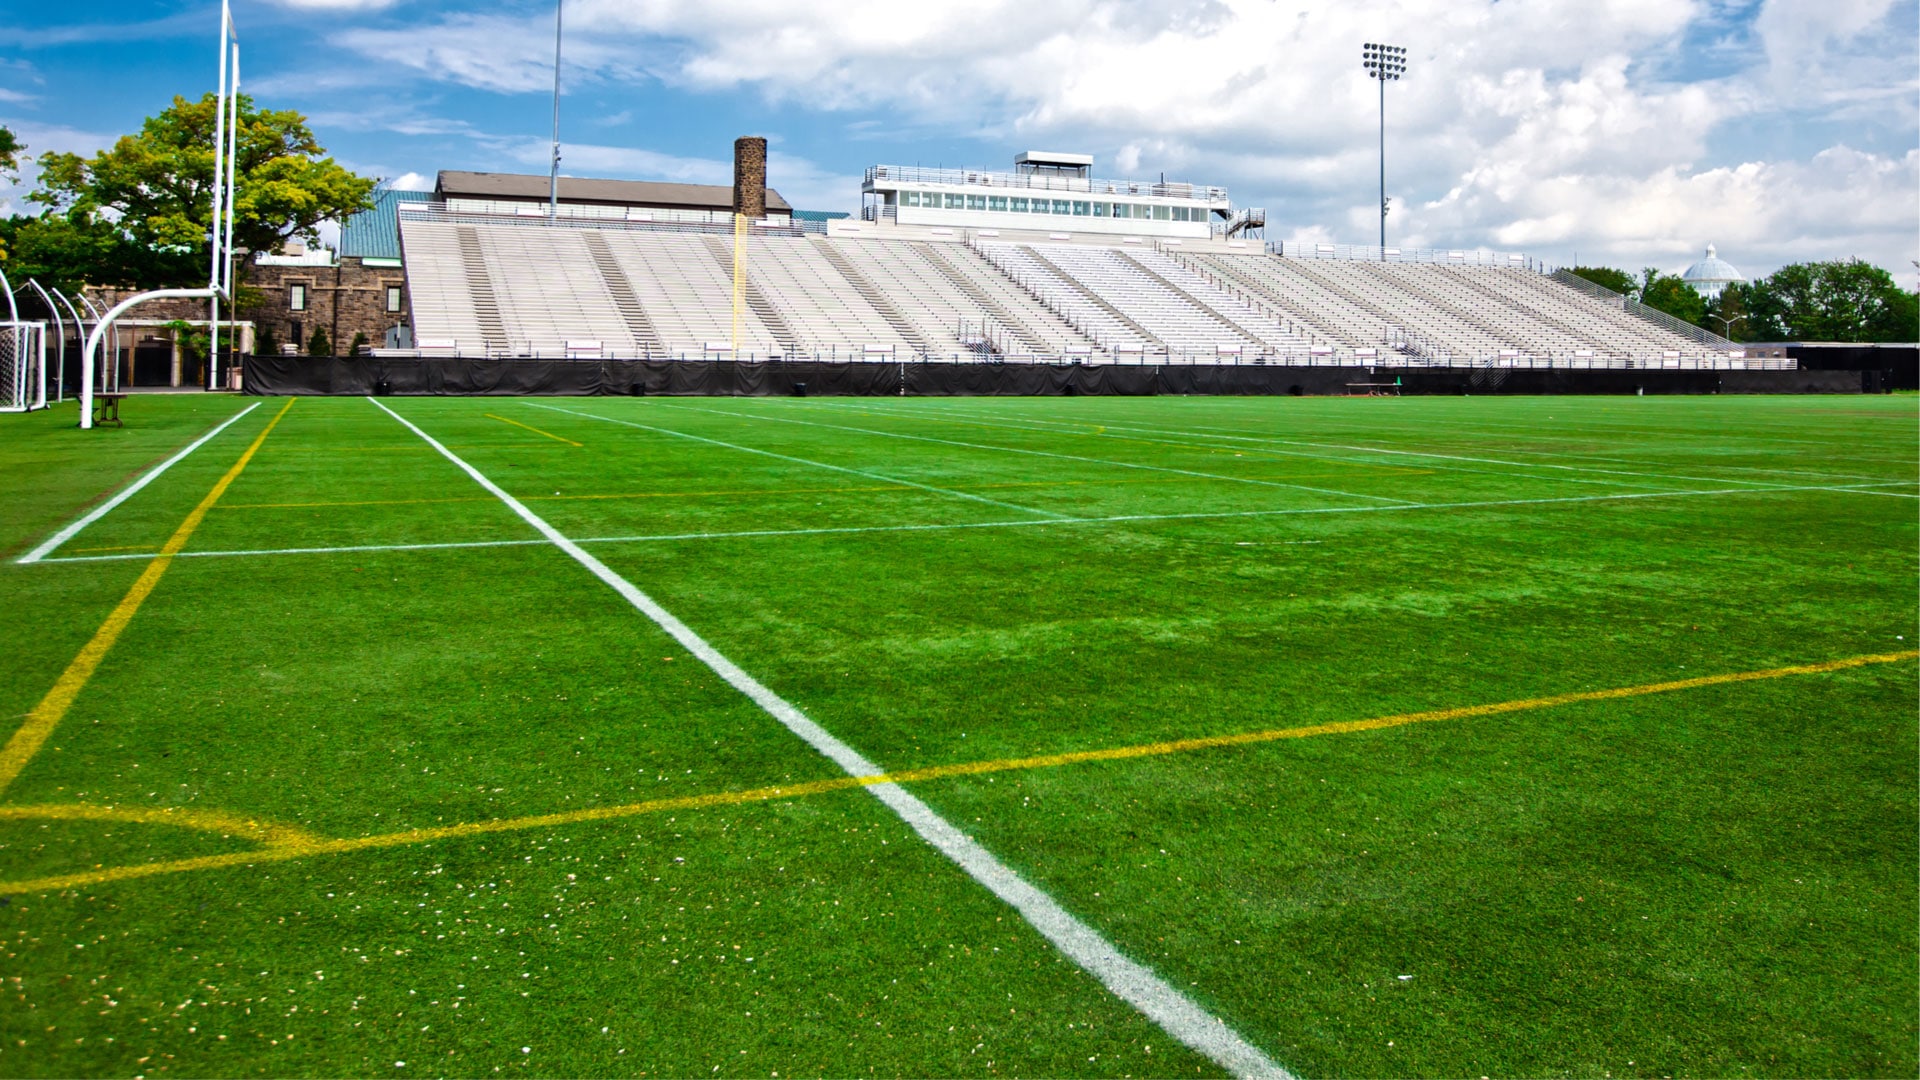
[[1548, 269, 1741, 351], [1271, 240, 1548, 270], [397, 203, 806, 238], [866, 165, 1228, 202]]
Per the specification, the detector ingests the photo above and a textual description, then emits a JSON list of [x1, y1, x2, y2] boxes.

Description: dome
[[1681, 243, 1744, 300]]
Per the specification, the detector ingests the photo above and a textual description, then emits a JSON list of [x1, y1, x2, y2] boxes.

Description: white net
[[0, 322, 47, 412]]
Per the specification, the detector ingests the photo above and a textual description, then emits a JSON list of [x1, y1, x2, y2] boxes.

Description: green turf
[[1, 391, 1914, 1078]]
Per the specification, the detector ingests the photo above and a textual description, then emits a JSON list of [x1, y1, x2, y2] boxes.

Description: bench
[[1345, 382, 1401, 397], [93, 392, 128, 427]]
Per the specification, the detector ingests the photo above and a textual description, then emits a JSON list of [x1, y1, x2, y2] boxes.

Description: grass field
[[0, 391, 1914, 1079]]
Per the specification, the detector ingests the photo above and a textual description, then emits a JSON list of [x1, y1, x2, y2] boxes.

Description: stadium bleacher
[[394, 206, 1762, 368]]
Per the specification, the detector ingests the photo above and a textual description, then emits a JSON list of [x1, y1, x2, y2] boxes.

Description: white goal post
[[0, 321, 48, 414]]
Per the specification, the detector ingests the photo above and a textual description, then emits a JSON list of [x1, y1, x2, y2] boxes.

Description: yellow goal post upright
[[731, 136, 768, 360]]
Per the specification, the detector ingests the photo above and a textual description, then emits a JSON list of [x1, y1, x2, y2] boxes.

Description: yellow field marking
[[0, 399, 295, 799], [2, 649, 1909, 896], [485, 413, 583, 447], [0, 803, 322, 848]]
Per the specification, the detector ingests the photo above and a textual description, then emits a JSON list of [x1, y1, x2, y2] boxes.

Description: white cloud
[[383, 171, 435, 191], [288, 0, 1920, 275]]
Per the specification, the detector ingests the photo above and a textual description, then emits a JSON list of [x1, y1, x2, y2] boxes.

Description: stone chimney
[[732, 136, 768, 219]]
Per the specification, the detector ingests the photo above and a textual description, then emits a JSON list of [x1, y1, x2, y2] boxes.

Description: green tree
[[1703, 282, 1751, 341], [0, 124, 20, 184], [0, 211, 201, 293], [1638, 267, 1707, 325], [349, 330, 369, 356], [30, 93, 373, 287], [307, 325, 331, 357], [1745, 259, 1919, 342], [1569, 265, 1638, 296]]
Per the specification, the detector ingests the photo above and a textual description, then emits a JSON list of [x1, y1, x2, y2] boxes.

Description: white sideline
[[16, 402, 262, 564], [28, 479, 1918, 566], [524, 403, 1070, 520], [654, 401, 1419, 506], [367, 397, 1290, 1080]]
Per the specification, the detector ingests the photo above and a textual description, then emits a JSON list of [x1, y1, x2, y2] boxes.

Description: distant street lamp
[[1362, 42, 1408, 255], [1707, 312, 1745, 339]]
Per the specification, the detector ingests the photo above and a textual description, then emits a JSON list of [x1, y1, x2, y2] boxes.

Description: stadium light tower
[[1362, 42, 1407, 254]]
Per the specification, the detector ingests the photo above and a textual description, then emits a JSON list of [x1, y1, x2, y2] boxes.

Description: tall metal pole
[[548, 0, 563, 221], [208, 2, 230, 387], [1362, 43, 1406, 258], [216, 43, 240, 389]]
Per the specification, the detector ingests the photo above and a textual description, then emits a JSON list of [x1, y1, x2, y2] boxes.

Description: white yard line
[[525, 402, 1070, 520], [896, 402, 1908, 497], [368, 396, 1289, 1080], [16, 402, 263, 564], [33, 479, 1906, 566], [657, 401, 1419, 506], [817, 401, 1686, 495]]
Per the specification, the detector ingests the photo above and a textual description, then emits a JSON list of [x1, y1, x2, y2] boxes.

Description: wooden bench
[[93, 392, 128, 427], [1345, 382, 1401, 397]]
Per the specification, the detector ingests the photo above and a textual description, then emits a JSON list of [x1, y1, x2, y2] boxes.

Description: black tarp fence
[[243, 356, 1875, 397]]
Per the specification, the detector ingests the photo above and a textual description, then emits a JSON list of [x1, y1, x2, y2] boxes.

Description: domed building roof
[[1681, 243, 1744, 299]]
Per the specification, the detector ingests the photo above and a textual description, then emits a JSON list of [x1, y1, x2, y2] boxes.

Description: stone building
[[241, 188, 426, 355]]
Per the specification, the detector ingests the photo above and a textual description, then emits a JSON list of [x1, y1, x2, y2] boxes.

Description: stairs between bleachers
[[1116, 250, 1265, 351], [918, 245, 1054, 353], [815, 239, 936, 356], [582, 231, 667, 355], [701, 236, 804, 353], [1018, 246, 1164, 347], [455, 225, 510, 354]]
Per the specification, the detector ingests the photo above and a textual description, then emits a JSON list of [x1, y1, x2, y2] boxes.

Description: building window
[[944, 193, 965, 209], [1011, 197, 1029, 213], [988, 196, 1007, 212], [900, 191, 918, 207], [1073, 201, 1090, 216], [1093, 202, 1109, 217], [1153, 205, 1171, 220], [965, 194, 986, 210], [1031, 199, 1049, 214], [386, 286, 403, 313], [1052, 200, 1071, 214], [289, 283, 307, 311]]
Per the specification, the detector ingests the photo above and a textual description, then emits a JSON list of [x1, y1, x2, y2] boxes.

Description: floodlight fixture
[[1361, 42, 1408, 254]]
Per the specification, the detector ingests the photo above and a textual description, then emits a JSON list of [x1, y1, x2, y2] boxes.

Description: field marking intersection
[[16, 402, 263, 565], [0, 399, 296, 799], [368, 397, 1288, 1080]]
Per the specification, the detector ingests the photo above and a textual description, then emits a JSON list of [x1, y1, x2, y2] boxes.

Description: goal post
[[0, 321, 48, 413]]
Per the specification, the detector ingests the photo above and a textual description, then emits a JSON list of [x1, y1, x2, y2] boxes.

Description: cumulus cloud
[[308, 0, 1916, 275]]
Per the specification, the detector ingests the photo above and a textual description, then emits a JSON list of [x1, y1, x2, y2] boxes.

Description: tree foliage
[[1743, 259, 1919, 343], [24, 93, 372, 288], [0, 124, 20, 183], [0, 212, 201, 293], [1568, 265, 1638, 296], [1638, 267, 1708, 326]]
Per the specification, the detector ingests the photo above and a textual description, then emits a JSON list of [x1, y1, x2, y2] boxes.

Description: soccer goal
[[0, 321, 48, 413]]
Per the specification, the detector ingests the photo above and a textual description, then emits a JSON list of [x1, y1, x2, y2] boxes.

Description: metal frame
[[1362, 42, 1407, 253], [81, 2, 237, 427]]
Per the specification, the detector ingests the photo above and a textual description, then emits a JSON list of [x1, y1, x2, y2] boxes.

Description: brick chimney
[[732, 136, 768, 219]]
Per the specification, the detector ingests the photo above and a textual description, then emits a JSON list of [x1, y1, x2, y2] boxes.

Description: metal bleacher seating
[[397, 209, 1744, 366]]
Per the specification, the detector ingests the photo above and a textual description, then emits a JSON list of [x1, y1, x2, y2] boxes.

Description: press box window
[[966, 195, 987, 210], [1011, 197, 1029, 212], [944, 193, 965, 209], [988, 196, 1008, 212], [386, 286, 403, 313], [288, 284, 308, 311]]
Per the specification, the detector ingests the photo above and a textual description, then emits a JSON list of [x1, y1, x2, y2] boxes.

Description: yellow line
[[1, 649, 1910, 894], [0, 803, 322, 848], [485, 413, 583, 447], [0, 399, 295, 798]]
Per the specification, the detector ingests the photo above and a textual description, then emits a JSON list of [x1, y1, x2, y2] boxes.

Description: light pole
[[1707, 312, 1745, 339], [548, 0, 563, 221], [1362, 42, 1407, 255]]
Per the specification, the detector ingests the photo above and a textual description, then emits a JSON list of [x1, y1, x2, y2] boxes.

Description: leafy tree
[[0, 211, 201, 293], [307, 325, 331, 356], [1703, 282, 1751, 342], [349, 330, 369, 356], [0, 124, 20, 184], [29, 93, 373, 287], [1744, 259, 1919, 342], [1569, 265, 1638, 296], [257, 324, 278, 356], [1638, 267, 1707, 325]]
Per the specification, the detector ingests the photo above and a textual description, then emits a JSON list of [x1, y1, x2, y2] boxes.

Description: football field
[[2, 391, 1914, 1078]]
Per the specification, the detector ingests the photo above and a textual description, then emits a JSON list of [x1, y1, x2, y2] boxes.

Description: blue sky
[[3, 0, 1915, 282]]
